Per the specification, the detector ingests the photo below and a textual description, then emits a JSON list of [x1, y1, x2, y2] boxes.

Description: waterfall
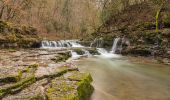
[[111, 38, 121, 53], [90, 37, 103, 48], [41, 41, 50, 48], [69, 40, 84, 47], [83, 49, 92, 57], [71, 50, 81, 59], [97, 48, 108, 54], [41, 40, 83, 48], [97, 48, 121, 58]]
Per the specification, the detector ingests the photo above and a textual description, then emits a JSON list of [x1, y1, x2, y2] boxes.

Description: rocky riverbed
[[0, 49, 94, 100]]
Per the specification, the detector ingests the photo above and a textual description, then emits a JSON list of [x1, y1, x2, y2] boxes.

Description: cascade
[[111, 38, 121, 53], [97, 48, 121, 58], [90, 37, 104, 48], [41, 40, 83, 48], [70, 50, 81, 59], [97, 48, 108, 55], [83, 49, 92, 57]]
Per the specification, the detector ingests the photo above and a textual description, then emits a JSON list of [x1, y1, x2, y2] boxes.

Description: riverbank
[[0, 49, 94, 100], [126, 55, 170, 65]]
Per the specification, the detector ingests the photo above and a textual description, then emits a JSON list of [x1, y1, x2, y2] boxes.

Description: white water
[[83, 49, 92, 57], [97, 48, 121, 58], [41, 39, 121, 59], [67, 40, 84, 47], [110, 38, 121, 53], [41, 40, 83, 49], [70, 50, 81, 60]]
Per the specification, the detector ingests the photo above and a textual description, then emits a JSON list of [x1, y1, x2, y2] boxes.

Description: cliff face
[[95, 1, 170, 57], [0, 21, 40, 48]]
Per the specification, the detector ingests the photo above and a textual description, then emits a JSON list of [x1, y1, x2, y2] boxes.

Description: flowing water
[[111, 38, 121, 53], [41, 40, 83, 48], [76, 56, 170, 100]]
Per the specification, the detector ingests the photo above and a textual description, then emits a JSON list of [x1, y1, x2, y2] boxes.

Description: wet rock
[[87, 48, 100, 55], [73, 49, 85, 55], [51, 51, 71, 63], [122, 46, 152, 56]]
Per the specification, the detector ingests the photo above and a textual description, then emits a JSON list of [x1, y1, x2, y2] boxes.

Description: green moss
[[77, 78, 94, 100], [47, 71, 93, 100], [0, 76, 36, 99], [17, 70, 23, 81], [68, 72, 93, 100], [0, 21, 11, 33], [102, 35, 115, 47], [51, 55, 66, 63], [47, 79, 78, 100], [8, 48, 17, 52], [0, 20, 40, 48], [88, 48, 100, 55], [27, 64, 39, 73], [30, 95, 44, 100], [28, 64, 39, 69], [51, 52, 71, 63], [73, 49, 85, 55], [5, 33, 17, 42], [0, 75, 19, 84], [68, 72, 92, 82], [0, 90, 5, 98], [0, 69, 25, 84]]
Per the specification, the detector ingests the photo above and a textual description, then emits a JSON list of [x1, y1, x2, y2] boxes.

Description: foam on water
[[97, 48, 121, 58]]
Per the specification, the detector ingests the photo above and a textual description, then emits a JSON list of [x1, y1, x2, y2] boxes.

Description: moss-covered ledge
[[47, 72, 94, 100], [0, 64, 39, 99], [51, 52, 71, 63], [0, 20, 41, 48], [0, 76, 36, 99], [0, 65, 94, 100]]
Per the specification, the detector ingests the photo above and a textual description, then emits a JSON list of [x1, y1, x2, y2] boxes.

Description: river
[[76, 56, 170, 100]]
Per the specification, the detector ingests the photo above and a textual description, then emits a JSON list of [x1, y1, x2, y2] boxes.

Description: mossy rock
[[0, 75, 19, 84], [30, 95, 44, 100], [0, 20, 40, 48], [73, 49, 85, 55], [103, 35, 114, 47], [51, 52, 71, 63], [68, 72, 94, 100], [87, 48, 100, 55], [0, 76, 36, 99], [51, 55, 66, 63], [68, 72, 93, 82], [124, 46, 152, 56], [47, 72, 94, 100], [26, 64, 39, 74], [0, 68, 26, 84], [47, 78, 78, 100]]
